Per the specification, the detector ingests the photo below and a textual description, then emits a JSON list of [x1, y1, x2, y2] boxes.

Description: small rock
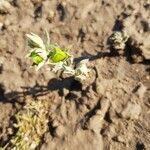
[[121, 102, 141, 119], [7, 127, 13, 134], [0, 23, 3, 30], [0, 0, 12, 14], [88, 98, 110, 133], [49, 10, 55, 18], [117, 136, 125, 143], [0, 39, 7, 49], [63, 88, 69, 96], [52, 120, 60, 127], [135, 83, 147, 99], [0, 63, 3, 74], [54, 125, 66, 138], [88, 114, 103, 133]]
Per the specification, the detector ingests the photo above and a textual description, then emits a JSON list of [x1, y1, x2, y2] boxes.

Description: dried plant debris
[[109, 31, 129, 54], [1, 100, 49, 150]]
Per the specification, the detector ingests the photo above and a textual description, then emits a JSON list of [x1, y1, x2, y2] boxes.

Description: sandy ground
[[0, 0, 150, 149]]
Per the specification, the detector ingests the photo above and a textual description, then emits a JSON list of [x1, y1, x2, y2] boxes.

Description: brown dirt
[[0, 0, 150, 149]]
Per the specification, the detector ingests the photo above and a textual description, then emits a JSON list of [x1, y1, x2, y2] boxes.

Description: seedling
[[109, 31, 129, 54], [26, 32, 90, 81]]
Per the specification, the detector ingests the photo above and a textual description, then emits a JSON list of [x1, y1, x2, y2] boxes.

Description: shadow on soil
[[0, 76, 84, 104], [0, 51, 112, 103], [0, 50, 149, 104]]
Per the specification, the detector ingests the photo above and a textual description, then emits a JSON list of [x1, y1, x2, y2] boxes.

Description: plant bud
[[50, 47, 70, 63]]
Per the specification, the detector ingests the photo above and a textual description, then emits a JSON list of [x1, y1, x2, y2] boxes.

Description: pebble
[[121, 102, 141, 119], [88, 114, 103, 133], [0, 0, 12, 13], [0, 23, 3, 30], [54, 125, 66, 138], [52, 120, 60, 127], [135, 83, 147, 99]]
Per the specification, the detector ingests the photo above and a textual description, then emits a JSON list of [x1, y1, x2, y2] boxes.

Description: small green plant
[[109, 31, 129, 54], [26, 32, 90, 81]]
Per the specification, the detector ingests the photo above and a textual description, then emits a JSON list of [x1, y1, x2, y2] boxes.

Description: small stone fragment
[[0, 0, 12, 14], [0, 23, 3, 30], [54, 125, 66, 138], [121, 102, 141, 119], [88, 114, 103, 133], [52, 120, 60, 127], [135, 83, 147, 99], [87, 98, 110, 133]]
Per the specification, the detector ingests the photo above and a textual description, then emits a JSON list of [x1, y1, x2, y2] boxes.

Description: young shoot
[[26, 32, 90, 81]]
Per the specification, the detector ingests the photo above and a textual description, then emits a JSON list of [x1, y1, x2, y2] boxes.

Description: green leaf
[[26, 33, 45, 50], [50, 47, 70, 63], [30, 52, 43, 65]]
